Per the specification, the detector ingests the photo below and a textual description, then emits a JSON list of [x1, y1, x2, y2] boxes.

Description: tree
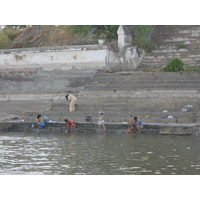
[[69, 25, 121, 41]]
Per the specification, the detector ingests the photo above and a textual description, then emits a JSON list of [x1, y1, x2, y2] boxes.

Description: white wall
[[0, 45, 109, 71], [0, 44, 144, 71]]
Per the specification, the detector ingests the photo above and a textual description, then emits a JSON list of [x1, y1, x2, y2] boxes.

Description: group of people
[[36, 94, 143, 134], [126, 115, 143, 134]]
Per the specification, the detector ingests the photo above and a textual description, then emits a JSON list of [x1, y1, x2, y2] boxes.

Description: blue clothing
[[136, 119, 143, 128], [40, 121, 45, 127]]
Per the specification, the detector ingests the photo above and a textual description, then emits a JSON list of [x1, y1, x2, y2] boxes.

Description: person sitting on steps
[[36, 114, 45, 128], [133, 117, 143, 133]]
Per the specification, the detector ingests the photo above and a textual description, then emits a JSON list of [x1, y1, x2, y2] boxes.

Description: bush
[[133, 25, 155, 52], [3, 28, 20, 40], [0, 32, 11, 49], [162, 58, 184, 72]]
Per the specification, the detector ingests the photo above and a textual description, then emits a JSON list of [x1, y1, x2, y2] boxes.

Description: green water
[[0, 131, 200, 175]]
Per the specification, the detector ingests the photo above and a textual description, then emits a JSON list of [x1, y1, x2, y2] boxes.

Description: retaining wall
[[0, 122, 199, 135], [0, 45, 144, 72]]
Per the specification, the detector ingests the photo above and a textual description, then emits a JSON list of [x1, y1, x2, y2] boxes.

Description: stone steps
[[140, 25, 200, 69], [86, 72, 200, 82], [23, 113, 194, 123], [88, 79, 200, 84], [1, 70, 200, 124], [84, 84, 200, 91], [84, 71, 200, 91], [54, 104, 196, 112]]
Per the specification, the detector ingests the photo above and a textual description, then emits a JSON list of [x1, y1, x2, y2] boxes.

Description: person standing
[[98, 109, 106, 133], [128, 115, 133, 127], [65, 94, 77, 112], [126, 115, 134, 133]]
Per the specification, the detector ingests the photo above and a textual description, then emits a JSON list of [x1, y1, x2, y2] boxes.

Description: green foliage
[[162, 58, 184, 72], [0, 28, 22, 49], [0, 32, 11, 49], [176, 42, 187, 49], [2, 29, 18, 40], [184, 65, 200, 72], [69, 25, 122, 42], [133, 25, 155, 52]]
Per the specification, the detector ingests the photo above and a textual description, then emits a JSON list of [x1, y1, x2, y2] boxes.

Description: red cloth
[[66, 120, 76, 128]]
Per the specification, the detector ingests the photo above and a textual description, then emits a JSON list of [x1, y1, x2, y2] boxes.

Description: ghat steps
[[140, 25, 200, 70], [2, 26, 200, 125], [2, 71, 199, 124], [84, 71, 200, 91]]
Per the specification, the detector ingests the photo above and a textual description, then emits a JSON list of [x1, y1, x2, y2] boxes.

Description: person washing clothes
[[36, 114, 45, 128], [65, 94, 77, 112], [64, 119, 76, 133]]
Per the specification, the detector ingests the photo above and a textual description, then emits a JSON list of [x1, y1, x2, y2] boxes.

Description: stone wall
[[140, 25, 200, 70], [0, 121, 199, 135], [0, 45, 144, 71], [0, 45, 109, 71], [0, 44, 144, 96]]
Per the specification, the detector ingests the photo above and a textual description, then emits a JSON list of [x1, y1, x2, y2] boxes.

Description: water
[[0, 131, 200, 175]]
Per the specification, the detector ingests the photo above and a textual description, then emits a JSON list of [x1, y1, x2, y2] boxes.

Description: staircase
[[140, 25, 200, 70], [8, 71, 199, 124], [2, 26, 200, 125]]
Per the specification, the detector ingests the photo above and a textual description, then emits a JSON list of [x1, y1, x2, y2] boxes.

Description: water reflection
[[0, 131, 200, 175]]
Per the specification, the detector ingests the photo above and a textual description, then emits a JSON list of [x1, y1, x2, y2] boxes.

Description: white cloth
[[98, 120, 105, 126]]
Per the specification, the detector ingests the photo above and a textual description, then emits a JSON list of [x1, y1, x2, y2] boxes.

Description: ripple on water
[[61, 165, 70, 168], [154, 171, 162, 175], [119, 166, 141, 171], [1, 132, 200, 175]]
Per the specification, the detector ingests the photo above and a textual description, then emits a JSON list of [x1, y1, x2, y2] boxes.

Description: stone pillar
[[117, 25, 132, 48]]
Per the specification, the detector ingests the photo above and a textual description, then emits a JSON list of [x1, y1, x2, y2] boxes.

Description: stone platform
[[0, 121, 200, 135]]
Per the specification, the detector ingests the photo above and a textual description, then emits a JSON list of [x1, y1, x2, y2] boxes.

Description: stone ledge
[[0, 121, 199, 135]]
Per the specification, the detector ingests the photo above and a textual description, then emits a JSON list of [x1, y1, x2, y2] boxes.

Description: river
[[0, 130, 200, 175]]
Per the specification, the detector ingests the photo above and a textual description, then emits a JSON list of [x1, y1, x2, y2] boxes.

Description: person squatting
[[36, 114, 45, 128], [126, 116, 143, 134]]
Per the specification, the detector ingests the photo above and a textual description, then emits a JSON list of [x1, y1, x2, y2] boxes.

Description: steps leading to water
[[1, 26, 200, 126], [1, 70, 199, 124]]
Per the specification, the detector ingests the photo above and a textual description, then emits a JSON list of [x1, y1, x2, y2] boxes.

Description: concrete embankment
[[0, 121, 200, 135]]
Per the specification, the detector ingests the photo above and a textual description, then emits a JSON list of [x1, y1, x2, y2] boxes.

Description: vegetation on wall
[[0, 27, 23, 49], [184, 65, 200, 72], [133, 25, 155, 52], [0, 32, 11, 49], [176, 42, 187, 50], [0, 25, 156, 50], [162, 58, 184, 71]]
